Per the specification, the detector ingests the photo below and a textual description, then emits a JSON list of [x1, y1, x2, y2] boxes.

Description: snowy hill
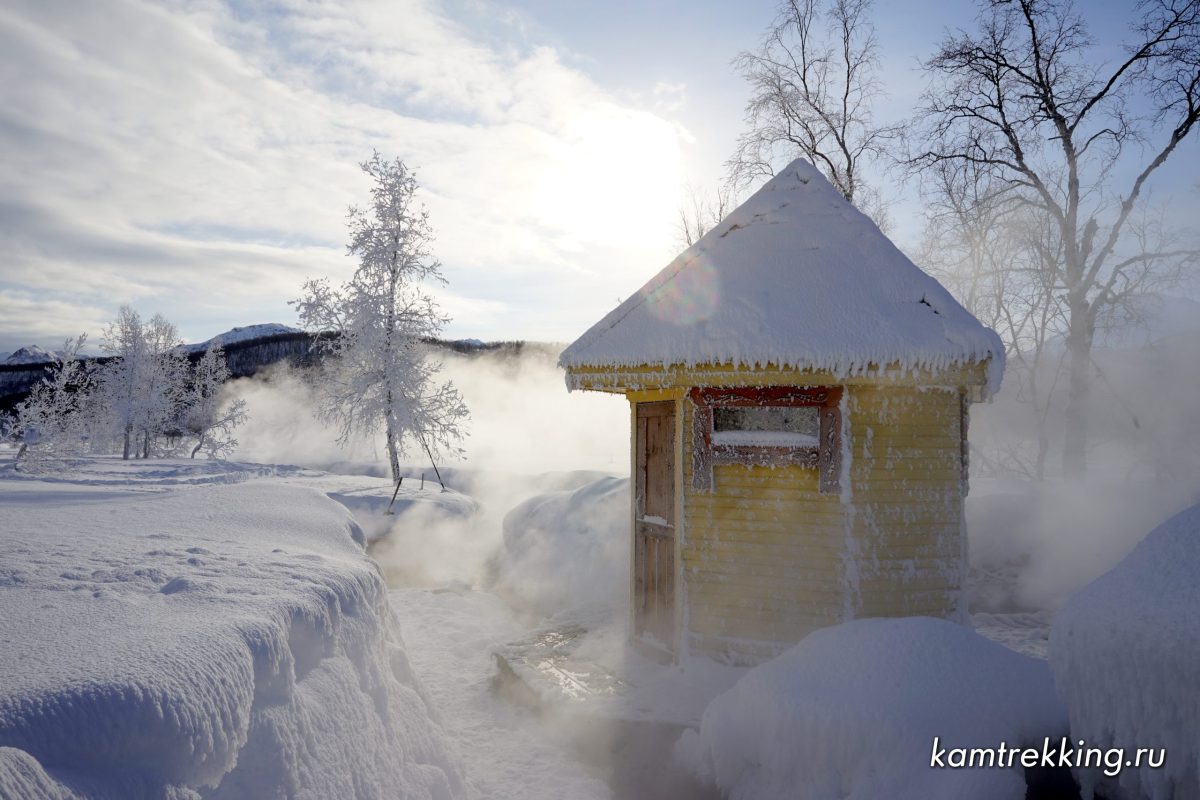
[[2, 345, 60, 365], [180, 322, 303, 353]]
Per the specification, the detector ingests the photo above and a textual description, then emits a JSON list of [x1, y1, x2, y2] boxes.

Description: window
[[689, 386, 842, 494], [711, 406, 820, 447]]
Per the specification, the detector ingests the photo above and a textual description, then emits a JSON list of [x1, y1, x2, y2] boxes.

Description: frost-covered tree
[[292, 154, 468, 484], [12, 335, 93, 469], [179, 339, 248, 459], [95, 307, 188, 459]]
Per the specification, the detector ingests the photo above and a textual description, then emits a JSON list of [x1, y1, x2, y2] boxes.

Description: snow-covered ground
[[0, 454, 631, 799], [679, 617, 1067, 800], [0, 458, 463, 799], [3, 436, 1195, 799], [1051, 502, 1200, 800], [390, 587, 611, 800]]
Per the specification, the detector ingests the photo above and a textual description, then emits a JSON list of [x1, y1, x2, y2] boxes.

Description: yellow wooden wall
[[842, 385, 965, 620], [674, 383, 966, 662]]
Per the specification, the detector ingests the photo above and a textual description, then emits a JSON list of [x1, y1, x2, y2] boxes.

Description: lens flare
[[644, 253, 720, 326]]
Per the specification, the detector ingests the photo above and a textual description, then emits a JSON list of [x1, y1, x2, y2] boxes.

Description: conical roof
[[560, 159, 1003, 392]]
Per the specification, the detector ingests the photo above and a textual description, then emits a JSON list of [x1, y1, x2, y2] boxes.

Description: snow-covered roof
[[560, 159, 1004, 392]]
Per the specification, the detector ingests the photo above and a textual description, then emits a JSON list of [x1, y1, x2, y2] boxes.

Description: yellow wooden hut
[[559, 159, 1004, 664]]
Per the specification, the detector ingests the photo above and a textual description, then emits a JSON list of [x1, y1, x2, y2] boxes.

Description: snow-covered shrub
[[10, 335, 92, 470], [0, 482, 463, 799], [679, 617, 1066, 800], [1050, 502, 1200, 800], [179, 338, 248, 459], [492, 475, 628, 617]]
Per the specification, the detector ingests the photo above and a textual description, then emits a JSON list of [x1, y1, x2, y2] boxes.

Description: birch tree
[[919, 161, 1067, 479], [912, 0, 1200, 478], [292, 154, 468, 485], [729, 0, 900, 227], [95, 307, 188, 459]]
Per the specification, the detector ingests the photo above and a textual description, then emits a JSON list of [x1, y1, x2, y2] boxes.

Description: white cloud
[[0, 0, 686, 351]]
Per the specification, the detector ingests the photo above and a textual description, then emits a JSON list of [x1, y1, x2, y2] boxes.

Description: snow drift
[[491, 475, 629, 617], [679, 617, 1066, 800], [0, 482, 463, 799], [1050, 502, 1200, 800]]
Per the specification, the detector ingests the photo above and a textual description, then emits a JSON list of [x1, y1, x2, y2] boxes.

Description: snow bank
[[491, 475, 628, 616], [560, 159, 1004, 395], [1050, 503, 1200, 800], [0, 482, 462, 799], [679, 617, 1066, 800]]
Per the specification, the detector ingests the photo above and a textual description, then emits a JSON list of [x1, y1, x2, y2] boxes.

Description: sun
[[533, 104, 685, 264]]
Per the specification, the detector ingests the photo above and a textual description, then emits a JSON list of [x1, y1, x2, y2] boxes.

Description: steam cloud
[[227, 330, 1200, 617], [228, 346, 630, 612]]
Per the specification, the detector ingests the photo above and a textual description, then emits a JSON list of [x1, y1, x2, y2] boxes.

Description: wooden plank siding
[[680, 385, 846, 654], [673, 380, 968, 663], [842, 385, 966, 624]]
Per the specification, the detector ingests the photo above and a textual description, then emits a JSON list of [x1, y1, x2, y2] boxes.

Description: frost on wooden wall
[[840, 385, 966, 622], [678, 382, 969, 659], [687, 386, 841, 494]]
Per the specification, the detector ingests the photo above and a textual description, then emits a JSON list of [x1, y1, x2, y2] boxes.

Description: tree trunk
[[1062, 310, 1093, 480], [191, 438, 203, 459], [1035, 417, 1050, 482], [122, 424, 132, 460], [1032, 388, 1050, 482], [385, 416, 401, 486]]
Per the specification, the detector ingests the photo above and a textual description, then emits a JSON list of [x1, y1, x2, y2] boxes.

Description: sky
[[0, 0, 1196, 354]]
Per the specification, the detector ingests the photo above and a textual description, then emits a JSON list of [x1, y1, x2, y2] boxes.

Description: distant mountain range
[[0, 323, 558, 412]]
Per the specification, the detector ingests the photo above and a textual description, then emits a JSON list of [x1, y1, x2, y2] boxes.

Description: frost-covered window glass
[[711, 406, 819, 447], [689, 385, 842, 494]]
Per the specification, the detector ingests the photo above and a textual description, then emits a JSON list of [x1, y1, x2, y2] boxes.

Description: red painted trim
[[711, 444, 820, 468], [688, 385, 843, 494], [689, 386, 841, 408]]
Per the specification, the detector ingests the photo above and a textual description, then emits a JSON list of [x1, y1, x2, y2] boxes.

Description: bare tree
[[729, 0, 899, 227], [920, 161, 1067, 479], [676, 184, 736, 249], [912, 0, 1200, 478], [293, 153, 468, 486]]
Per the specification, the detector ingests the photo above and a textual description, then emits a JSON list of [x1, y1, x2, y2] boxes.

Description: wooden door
[[634, 401, 676, 653]]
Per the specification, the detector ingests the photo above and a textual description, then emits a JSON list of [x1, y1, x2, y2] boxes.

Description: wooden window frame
[[688, 386, 843, 494]]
